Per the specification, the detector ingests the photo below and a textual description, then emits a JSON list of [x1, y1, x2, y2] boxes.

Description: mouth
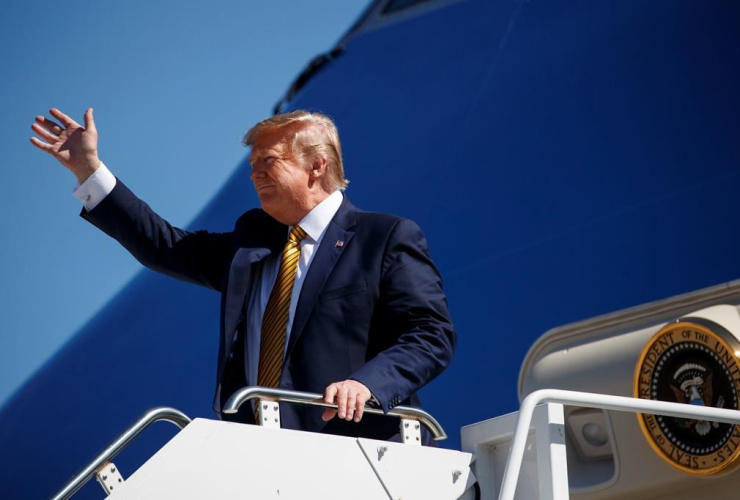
[[256, 184, 275, 193]]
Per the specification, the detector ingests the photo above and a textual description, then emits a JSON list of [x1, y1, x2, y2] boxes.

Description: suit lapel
[[222, 212, 286, 359], [286, 198, 357, 357], [222, 248, 269, 357]]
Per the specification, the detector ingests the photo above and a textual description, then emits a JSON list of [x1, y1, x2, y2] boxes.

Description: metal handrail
[[51, 407, 191, 500], [223, 386, 448, 440], [498, 389, 740, 500]]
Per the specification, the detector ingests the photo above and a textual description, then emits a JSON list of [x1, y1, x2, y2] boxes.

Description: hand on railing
[[223, 385, 447, 440]]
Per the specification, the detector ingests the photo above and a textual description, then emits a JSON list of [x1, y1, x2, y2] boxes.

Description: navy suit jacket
[[83, 180, 456, 443]]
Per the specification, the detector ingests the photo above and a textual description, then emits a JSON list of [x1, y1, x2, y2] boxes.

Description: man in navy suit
[[31, 107, 456, 444]]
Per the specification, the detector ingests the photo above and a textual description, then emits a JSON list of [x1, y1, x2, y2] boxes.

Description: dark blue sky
[[0, 0, 369, 405]]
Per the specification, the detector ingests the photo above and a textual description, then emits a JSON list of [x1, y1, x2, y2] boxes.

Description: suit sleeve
[[81, 179, 232, 292], [349, 218, 456, 413]]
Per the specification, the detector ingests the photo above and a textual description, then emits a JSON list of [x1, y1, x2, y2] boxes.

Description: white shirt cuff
[[72, 162, 116, 211]]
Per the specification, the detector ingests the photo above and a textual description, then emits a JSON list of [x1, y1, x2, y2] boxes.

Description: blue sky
[[0, 0, 370, 406]]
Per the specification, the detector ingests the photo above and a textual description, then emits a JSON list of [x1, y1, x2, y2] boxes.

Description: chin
[[257, 193, 275, 209]]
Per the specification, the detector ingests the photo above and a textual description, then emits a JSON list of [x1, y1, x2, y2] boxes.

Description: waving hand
[[31, 108, 100, 183]]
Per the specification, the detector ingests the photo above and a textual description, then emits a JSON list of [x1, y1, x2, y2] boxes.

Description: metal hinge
[[95, 462, 124, 496], [400, 418, 421, 445], [257, 399, 281, 429]]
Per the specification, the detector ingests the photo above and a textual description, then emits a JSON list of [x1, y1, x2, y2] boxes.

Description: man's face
[[248, 128, 312, 225]]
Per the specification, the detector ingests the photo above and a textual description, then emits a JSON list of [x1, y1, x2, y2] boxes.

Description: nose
[[250, 166, 265, 181]]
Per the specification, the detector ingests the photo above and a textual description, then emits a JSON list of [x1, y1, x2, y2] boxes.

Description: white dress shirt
[[73, 163, 343, 387], [243, 190, 342, 386]]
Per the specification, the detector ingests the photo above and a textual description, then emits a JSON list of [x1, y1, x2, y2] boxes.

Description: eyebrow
[[249, 150, 281, 165]]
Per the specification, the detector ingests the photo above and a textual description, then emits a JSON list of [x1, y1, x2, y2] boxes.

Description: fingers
[[29, 136, 53, 152], [84, 108, 97, 134], [321, 408, 337, 422], [323, 384, 338, 405], [50, 108, 79, 128], [346, 391, 357, 421], [322, 385, 339, 422], [35, 115, 63, 136], [354, 393, 367, 423], [326, 382, 350, 420], [322, 380, 372, 423], [31, 123, 59, 144], [336, 385, 349, 419]]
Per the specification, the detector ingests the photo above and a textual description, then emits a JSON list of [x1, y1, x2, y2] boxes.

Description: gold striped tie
[[257, 225, 308, 390]]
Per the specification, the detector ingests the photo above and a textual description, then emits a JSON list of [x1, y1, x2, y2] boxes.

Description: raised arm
[[30, 107, 232, 292]]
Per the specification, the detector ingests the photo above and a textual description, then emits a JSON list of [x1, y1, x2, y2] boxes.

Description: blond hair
[[243, 110, 349, 191]]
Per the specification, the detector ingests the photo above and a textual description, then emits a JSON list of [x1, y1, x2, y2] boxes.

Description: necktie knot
[[289, 225, 308, 244]]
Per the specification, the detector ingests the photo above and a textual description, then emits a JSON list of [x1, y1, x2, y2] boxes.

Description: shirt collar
[[294, 190, 343, 242]]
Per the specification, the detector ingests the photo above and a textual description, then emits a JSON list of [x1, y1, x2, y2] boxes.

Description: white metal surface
[[106, 418, 472, 499], [518, 303, 740, 498], [498, 390, 740, 500], [534, 404, 569, 500], [519, 281, 740, 398], [357, 437, 474, 499], [461, 403, 569, 500]]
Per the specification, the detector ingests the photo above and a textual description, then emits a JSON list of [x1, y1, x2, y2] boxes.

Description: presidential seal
[[634, 319, 740, 475]]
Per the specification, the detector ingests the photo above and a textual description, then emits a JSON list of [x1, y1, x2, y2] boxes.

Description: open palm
[[30, 108, 100, 182]]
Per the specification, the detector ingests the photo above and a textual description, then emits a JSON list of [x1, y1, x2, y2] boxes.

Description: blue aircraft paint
[[1, 1, 738, 497]]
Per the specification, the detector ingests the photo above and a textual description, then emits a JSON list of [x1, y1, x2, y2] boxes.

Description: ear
[[310, 157, 328, 179]]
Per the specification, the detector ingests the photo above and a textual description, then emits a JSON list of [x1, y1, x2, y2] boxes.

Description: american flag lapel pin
[[335, 240, 344, 248]]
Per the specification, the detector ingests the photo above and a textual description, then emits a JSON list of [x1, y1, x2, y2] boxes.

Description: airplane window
[[382, 0, 434, 15]]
